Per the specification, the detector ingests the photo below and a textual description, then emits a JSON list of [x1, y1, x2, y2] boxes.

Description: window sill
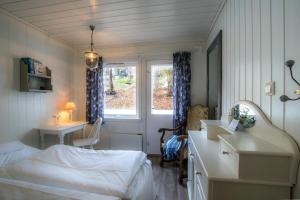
[[151, 110, 173, 115], [104, 115, 141, 122]]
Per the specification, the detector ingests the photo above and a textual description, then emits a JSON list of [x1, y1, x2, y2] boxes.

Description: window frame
[[148, 61, 174, 116], [103, 60, 140, 120]]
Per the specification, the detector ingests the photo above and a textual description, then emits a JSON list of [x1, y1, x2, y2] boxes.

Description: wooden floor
[[149, 156, 188, 200]]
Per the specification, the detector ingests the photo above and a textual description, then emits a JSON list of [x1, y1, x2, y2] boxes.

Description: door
[[207, 31, 222, 120], [146, 61, 173, 155]]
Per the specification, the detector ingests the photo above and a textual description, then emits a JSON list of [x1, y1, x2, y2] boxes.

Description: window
[[103, 63, 138, 119], [151, 64, 173, 115]]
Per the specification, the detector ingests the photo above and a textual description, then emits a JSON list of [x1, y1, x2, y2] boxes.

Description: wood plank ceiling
[[0, 0, 223, 48]]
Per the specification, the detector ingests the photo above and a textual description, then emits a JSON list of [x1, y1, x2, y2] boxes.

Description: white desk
[[36, 121, 87, 149]]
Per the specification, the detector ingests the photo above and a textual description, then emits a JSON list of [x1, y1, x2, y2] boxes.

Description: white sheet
[[126, 160, 156, 200], [0, 142, 40, 167], [0, 177, 119, 200], [0, 141, 29, 154], [0, 145, 148, 199]]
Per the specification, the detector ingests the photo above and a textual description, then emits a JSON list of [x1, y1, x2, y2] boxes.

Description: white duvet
[[0, 178, 119, 200], [0, 145, 147, 199]]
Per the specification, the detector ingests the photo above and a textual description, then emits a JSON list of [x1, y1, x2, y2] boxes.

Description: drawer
[[189, 134, 209, 199], [194, 154, 209, 199], [219, 140, 239, 175], [195, 175, 207, 200]]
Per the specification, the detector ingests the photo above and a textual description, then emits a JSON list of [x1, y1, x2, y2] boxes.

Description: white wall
[[0, 10, 75, 147], [208, 0, 300, 197], [73, 41, 207, 151]]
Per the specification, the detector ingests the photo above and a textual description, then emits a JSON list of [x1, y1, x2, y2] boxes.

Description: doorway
[[146, 61, 173, 155], [207, 31, 222, 120]]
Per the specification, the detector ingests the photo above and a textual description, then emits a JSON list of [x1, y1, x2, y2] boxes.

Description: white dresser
[[187, 101, 300, 200]]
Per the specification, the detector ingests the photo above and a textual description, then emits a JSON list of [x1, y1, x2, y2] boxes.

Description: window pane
[[151, 64, 173, 114], [103, 66, 137, 116]]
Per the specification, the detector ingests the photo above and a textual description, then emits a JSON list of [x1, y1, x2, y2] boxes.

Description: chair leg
[[178, 164, 186, 185], [178, 162, 183, 185], [160, 156, 164, 168], [179, 158, 188, 185], [179, 176, 183, 185]]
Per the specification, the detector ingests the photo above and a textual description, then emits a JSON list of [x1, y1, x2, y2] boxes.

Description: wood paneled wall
[[208, 0, 300, 197], [0, 10, 75, 146]]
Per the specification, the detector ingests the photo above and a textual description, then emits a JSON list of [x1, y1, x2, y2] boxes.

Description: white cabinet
[[218, 134, 292, 183], [188, 132, 292, 200], [195, 175, 206, 200], [187, 101, 300, 200]]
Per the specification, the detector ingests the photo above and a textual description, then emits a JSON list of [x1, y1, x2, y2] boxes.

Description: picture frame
[[33, 59, 46, 75], [228, 119, 240, 131]]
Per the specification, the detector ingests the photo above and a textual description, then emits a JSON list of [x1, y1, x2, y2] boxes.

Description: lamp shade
[[85, 25, 99, 70], [65, 102, 76, 110], [85, 50, 99, 69]]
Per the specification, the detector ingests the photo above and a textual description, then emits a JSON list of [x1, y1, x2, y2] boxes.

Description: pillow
[[0, 141, 27, 154], [0, 141, 40, 167], [186, 105, 208, 131]]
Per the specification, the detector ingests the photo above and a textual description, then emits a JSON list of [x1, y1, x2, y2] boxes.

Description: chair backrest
[[185, 105, 208, 131], [88, 117, 103, 145]]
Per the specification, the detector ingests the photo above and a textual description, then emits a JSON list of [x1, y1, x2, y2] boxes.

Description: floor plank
[[148, 156, 188, 200]]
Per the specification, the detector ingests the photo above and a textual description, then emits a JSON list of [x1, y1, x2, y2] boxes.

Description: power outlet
[[265, 81, 275, 96]]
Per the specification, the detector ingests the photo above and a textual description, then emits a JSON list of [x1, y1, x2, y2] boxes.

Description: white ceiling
[[0, 0, 223, 48]]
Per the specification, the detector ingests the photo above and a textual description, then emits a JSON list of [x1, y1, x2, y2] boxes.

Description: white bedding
[[0, 144, 155, 200], [0, 178, 119, 200], [0, 141, 40, 167], [126, 160, 155, 200]]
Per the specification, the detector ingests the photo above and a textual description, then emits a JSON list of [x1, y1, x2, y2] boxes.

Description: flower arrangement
[[232, 104, 256, 128]]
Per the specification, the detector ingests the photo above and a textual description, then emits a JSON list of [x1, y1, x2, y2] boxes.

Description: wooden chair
[[73, 117, 102, 149], [158, 105, 208, 184]]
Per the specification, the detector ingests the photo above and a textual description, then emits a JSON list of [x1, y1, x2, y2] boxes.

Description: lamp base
[[69, 110, 73, 122]]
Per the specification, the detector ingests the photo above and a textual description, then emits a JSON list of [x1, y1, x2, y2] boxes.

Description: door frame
[[206, 30, 223, 119], [146, 60, 173, 155]]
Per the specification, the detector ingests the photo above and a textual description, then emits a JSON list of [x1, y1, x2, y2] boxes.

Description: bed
[[0, 178, 119, 200], [0, 141, 155, 200]]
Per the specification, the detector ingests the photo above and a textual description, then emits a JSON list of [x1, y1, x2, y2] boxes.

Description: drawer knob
[[196, 171, 202, 176], [222, 151, 230, 155]]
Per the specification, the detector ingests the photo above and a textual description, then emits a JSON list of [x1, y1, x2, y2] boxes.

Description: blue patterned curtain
[[173, 52, 191, 134], [86, 57, 104, 124]]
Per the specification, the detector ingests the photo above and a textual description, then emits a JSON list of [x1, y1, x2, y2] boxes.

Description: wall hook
[[286, 60, 300, 86], [286, 60, 295, 68], [280, 95, 300, 102], [280, 60, 300, 102]]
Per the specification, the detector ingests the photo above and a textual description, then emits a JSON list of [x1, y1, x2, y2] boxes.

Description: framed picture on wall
[[33, 59, 46, 75]]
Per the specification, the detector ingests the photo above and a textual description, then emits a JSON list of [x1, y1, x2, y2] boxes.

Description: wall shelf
[[20, 58, 53, 93], [28, 73, 51, 79], [28, 89, 52, 93]]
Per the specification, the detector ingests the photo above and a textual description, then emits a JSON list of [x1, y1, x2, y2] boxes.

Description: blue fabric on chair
[[173, 52, 191, 135], [86, 57, 104, 124], [163, 135, 182, 160], [163, 135, 188, 160]]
